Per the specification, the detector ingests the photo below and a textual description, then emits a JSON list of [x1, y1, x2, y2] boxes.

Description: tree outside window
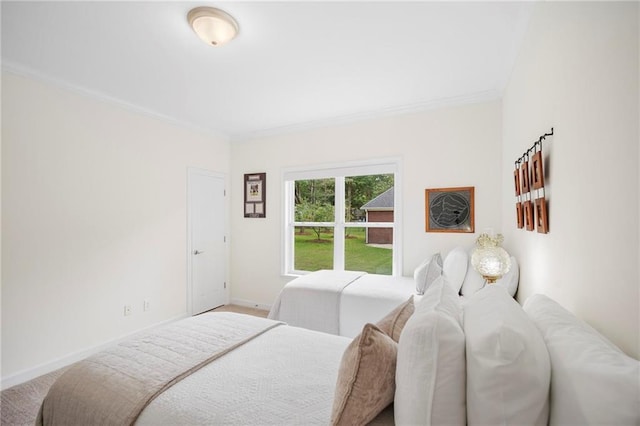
[[290, 174, 394, 274]]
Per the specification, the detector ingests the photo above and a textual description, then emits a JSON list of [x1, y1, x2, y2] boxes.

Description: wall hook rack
[[515, 127, 554, 167]]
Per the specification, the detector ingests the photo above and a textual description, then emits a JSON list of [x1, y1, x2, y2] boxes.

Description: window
[[283, 159, 401, 276]]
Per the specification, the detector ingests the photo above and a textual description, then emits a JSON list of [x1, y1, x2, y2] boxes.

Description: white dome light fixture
[[187, 6, 239, 47]]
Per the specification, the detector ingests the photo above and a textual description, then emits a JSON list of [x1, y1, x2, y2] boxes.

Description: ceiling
[[1, 1, 533, 141]]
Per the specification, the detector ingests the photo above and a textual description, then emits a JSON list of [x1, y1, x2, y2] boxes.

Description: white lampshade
[[188, 7, 239, 47], [471, 233, 511, 283]]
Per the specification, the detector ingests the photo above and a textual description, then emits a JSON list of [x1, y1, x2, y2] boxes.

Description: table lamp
[[471, 232, 511, 284]]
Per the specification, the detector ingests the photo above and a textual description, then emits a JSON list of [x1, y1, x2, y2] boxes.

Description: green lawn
[[294, 227, 392, 274]]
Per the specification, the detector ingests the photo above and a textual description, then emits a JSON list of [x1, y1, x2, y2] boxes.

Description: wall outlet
[[143, 300, 150, 312], [124, 305, 132, 316]]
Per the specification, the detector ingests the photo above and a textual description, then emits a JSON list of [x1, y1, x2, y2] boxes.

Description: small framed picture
[[244, 173, 266, 218], [520, 161, 530, 193], [523, 200, 534, 231], [425, 186, 474, 233], [532, 151, 545, 190], [516, 202, 524, 229], [535, 197, 549, 233]]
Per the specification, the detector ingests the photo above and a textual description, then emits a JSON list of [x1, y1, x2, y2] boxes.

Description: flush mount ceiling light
[[187, 6, 239, 47]]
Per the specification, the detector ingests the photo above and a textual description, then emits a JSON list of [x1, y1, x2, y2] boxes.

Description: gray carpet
[[0, 305, 268, 425]]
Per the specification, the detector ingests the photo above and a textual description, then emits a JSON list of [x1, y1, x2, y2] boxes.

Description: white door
[[188, 168, 226, 315]]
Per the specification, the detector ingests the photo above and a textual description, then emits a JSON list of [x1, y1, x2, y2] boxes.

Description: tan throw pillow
[[331, 323, 398, 426], [376, 296, 414, 342]]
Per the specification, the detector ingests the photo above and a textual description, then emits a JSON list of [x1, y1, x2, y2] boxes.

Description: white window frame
[[282, 157, 402, 277]]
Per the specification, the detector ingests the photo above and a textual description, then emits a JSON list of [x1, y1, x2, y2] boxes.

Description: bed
[[268, 270, 417, 338], [37, 312, 361, 425], [137, 318, 353, 425], [268, 247, 521, 339], [37, 279, 639, 426]]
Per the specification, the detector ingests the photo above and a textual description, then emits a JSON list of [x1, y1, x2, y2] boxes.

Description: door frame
[[187, 167, 228, 316]]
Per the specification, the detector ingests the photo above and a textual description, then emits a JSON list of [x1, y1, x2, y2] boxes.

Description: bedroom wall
[[1, 72, 231, 385], [230, 101, 502, 309], [501, 2, 639, 358]]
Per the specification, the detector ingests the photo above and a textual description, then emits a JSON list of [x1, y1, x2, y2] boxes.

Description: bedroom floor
[[0, 304, 269, 426]]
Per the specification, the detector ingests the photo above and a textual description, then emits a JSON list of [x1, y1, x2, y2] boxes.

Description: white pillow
[[395, 276, 466, 426], [523, 294, 640, 426], [464, 286, 550, 426], [494, 256, 519, 296], [413, 253, 443, 295], [460, 251, 485, 297], [442, 247, 468, 294]]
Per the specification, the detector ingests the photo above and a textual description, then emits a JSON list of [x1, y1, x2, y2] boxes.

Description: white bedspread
[[137, 324, 352, 425], [268, 270, 366, 334], [269, 270, 418, 338], [339, 274, 418, 338]]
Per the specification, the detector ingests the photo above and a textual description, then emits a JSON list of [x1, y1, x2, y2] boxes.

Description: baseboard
[[229, 298, 272, 312], [1, 313, 189, 390]]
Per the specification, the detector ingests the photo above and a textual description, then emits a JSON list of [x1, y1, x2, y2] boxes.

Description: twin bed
[[267, 246, 519, 339], [268, 270, 416, 338]]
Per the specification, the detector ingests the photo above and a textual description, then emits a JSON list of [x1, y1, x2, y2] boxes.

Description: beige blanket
[[36, 312, 283, 426]]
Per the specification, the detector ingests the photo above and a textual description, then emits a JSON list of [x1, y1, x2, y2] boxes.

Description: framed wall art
[[516, 202, 524, 229], [535, 197, 549, 233], [425, 186, 475, 233], [514, 127, 553, 233], [513, 168, 521, 196], [244, 172, 266, 218], [523, 200, 534, 231], [531, 151, 545, 190], [514, 166, 524, 229], [520, 160, 530, 193]]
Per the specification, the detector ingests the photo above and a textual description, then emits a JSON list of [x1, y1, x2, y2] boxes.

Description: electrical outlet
[[143, 300, 150, 312], [124, 305, 132, 316]]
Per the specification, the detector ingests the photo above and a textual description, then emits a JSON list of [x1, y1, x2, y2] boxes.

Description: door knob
[[193, 250, 205, 255]]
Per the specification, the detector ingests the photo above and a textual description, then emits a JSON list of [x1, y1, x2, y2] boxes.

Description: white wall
[[1, 72, 231, 384], [502, 2, 639, 358], [230, 101, 502, 308]]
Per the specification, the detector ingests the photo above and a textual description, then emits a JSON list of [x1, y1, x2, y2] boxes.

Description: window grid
[[282, 159, 401, 276]]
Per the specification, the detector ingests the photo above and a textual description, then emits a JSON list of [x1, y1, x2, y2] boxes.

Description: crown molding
[[3, 61, 501, 145], [231, 89, 502, 142], [1, 61, 230, 142]]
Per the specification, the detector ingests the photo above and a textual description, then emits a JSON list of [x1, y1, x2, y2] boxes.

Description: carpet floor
[[0, 304, 269, 426]]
